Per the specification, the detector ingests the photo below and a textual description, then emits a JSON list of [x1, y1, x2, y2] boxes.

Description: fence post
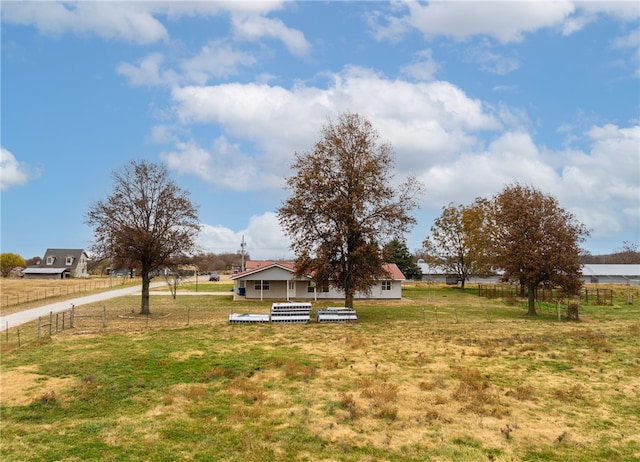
[[187, 308, 190, 326], [55, 313, 59, 333], [70, 305, 75, 328], [37, 317, 41, 340], [63, 312, 66, 330], [5, 322, 8, 342], [17, 328, 21, 347], [103, 306, 107, 328], [49, 312, 53, 336]]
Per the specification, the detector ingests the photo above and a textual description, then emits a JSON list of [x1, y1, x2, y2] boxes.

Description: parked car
[[209, 272, 220, 281]]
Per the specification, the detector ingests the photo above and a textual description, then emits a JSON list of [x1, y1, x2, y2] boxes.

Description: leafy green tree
[[278, 112, 423, 308], [0, 253, 25, 278], [382, 239, 422, 280], [422, 200, 492, 288], [86, 160, 200, 315], [489, 184, 589, 316]]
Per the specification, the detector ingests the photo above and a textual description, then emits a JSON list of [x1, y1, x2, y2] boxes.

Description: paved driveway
[[0, 281, 168, 329]]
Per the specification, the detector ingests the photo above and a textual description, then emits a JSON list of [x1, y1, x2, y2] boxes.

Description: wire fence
[[0, 296, 598, 353], [476, 284, 634, 306], [1, 277, 140, 308]]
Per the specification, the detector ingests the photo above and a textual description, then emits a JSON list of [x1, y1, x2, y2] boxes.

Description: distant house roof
[[39, 249, 87, 268], [23, 267, 66, 275], [231, 260, 405, 281]]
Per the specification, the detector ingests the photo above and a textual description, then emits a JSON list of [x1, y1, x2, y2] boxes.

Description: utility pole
[[240, 234, 246, 272]]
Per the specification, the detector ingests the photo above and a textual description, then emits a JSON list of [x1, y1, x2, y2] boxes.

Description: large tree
[[86, 160, 200, 314], [422, 200, 493, 288], [382, 239, 422, 281], [278, 112, 422, 308], [489, 184, 589, 316], [0, 253, 25, 278]]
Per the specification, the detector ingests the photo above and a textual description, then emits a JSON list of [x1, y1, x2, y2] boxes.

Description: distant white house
[[416, 259, 502, 284], [416, 261, 640, 285], [22, 249, 89, 279], [581, 264, 640, 284], [230, 260, 406, 301]]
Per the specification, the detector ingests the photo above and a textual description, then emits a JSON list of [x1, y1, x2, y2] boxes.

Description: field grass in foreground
[[1, 284, 639, 461]]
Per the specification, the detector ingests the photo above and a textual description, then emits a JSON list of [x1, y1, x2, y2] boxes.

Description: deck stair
[[316, 307, 358, 323], [229, 313, 270, 323], [270, 302, 312, 323]]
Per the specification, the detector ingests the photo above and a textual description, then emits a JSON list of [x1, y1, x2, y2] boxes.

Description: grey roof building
[[581, 264, 640, 284], [22, 249, 89, 279]]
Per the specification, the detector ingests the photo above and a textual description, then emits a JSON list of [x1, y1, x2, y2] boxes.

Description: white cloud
[[117, 42, 256, 88], [2, 1, 306, 58], [197, 212, 293, 260], [0, 147, 38, 191], [231, 14, 310, 56], [181, 40, 257, 84], [464, 40, 521, 75], [378, 1, 576, 43], [2, 2, 169, 44], [170, 68, 500, 177], [400, 49, 440, 81], [116, 53, 178, 87], [612, 28, 640, 76], [160, 137, 281, 191], [372, 1, 638, 44]]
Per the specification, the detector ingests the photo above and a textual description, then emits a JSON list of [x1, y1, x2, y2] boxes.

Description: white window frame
[[46, 256, 55, 265], [382, 280, 392, 291]]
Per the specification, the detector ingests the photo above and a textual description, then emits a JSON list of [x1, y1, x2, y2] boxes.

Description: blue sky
[[2, 1, 639, 261]]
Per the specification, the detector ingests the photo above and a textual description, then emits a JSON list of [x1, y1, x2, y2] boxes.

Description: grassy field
[[1, 283, 639, 461]]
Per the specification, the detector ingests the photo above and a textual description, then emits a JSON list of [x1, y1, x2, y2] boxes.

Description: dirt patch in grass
[[0, 365, 76, 406]]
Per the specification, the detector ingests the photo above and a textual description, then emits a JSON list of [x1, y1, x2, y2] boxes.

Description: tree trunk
[[525, 282, 537, 316], [345, 289, 354, 309], [460, 278, 466, 289], [140, 273, 151, 315]]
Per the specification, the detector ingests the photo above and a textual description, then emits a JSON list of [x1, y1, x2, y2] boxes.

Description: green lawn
[[1, 283, 639, 461]]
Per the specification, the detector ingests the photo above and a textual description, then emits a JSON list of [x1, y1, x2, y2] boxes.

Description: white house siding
[[232, 261, 405, 301], [244, 280, 290, 300], [581, 264, 640, 284], [241, 280, 401, 301]]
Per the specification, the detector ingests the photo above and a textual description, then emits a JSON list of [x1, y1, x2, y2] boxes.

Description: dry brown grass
[[0, 277, 138, 315], [1, 283, 639, 461]]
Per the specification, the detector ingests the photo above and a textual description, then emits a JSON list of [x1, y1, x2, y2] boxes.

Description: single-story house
[[22, 249, 89, 279], [230, 260, 406, 301], [581, 264, 640, 284]]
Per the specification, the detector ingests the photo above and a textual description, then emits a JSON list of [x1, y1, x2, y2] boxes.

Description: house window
[[66, 257, 74, 265], [382, 280, 392, 291], [288, 280, 295, 291], [254, 280, 270, 290], [46, 256, 55, 265], [308, 281, 329, 293]]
